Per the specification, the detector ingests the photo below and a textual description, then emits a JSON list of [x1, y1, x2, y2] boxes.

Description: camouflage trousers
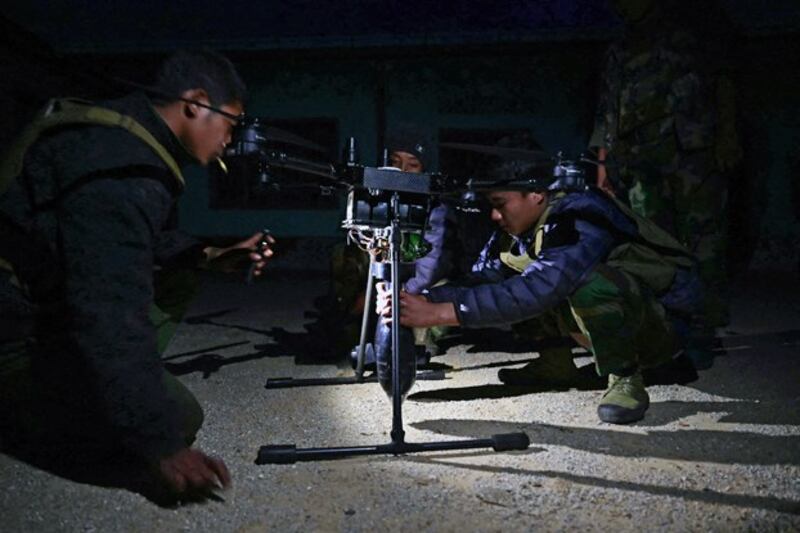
[[150, 268, 201, 354], [620, 147, 729, 327], [330, 241, 371, 316], [413, 279, 453, 349], [514, 265, 679, 376]]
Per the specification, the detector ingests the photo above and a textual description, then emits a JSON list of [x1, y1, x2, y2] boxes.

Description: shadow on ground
[[412, 415, 800, 466], [166, 306, 347, 378], [406, 413, 800, 515], [409, 355, 699, 402], [409, 370, 605, 402], [403, 450, 800, 516], [409, 414, 800, 515]]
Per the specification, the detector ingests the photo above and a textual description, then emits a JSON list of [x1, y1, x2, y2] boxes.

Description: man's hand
[[375, 282, 459, 328], [203, 231, 275, 276], [158, 447, 232, 494]]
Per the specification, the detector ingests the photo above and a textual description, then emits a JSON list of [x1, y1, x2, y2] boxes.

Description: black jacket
[[0, 93, 204, 460]]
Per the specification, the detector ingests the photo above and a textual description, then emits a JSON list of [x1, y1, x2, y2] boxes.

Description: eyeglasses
[[178, 96, 245, 125]]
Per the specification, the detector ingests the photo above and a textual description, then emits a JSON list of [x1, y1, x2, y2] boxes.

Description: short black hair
[[153, 49, 247, 107], [485, 133, 551, 190]]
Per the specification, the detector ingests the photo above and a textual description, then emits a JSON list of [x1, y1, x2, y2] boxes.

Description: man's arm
[[426, 219, 616, 327], [202, 231, 274, 276], [376, 283, 459, 329], [404, 203, 455, 295], [589, 44, 617, 195], [153, 228, 207, 269], [153, 206, 273, 276], [421, 230, 509, 303], [59, 177, 188, 459]]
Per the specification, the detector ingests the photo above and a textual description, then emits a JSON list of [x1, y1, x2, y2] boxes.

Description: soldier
[[0, 50, 270, 494], [590, 0, 739, 365], [378, 157, 701, 424], [323, 124, 458, 360]]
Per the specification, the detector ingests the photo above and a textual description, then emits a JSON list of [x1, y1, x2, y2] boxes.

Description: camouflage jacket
[[589, 28, 717, 168]]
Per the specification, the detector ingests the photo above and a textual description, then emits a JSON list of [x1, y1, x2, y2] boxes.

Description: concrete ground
[[1, 270, 799, 532]]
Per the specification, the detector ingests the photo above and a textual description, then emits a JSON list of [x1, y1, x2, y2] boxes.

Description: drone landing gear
[[257, 199, 530, 463]]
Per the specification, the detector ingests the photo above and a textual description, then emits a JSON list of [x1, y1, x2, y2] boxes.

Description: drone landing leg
[[258, 200, 530, 464]]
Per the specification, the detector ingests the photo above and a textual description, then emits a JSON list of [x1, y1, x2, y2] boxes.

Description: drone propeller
[[238, 119, 327, 153], [439, 142, 553, 163]]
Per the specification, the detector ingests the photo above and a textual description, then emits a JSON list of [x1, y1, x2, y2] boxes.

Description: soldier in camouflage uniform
[[322, 124, 459, 360], [378, 157, 701, 424], [590, 0, 739, 341]]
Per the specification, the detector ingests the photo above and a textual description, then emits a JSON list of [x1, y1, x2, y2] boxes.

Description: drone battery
[[343, 189, 429, 231]]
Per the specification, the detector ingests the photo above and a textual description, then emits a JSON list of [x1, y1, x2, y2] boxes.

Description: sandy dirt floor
[[1, 270, 799, 532]]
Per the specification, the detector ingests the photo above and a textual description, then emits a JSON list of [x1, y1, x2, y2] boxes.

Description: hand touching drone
[[375, 282, 459, 328]]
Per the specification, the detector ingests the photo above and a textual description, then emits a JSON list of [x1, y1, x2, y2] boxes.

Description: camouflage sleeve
[[588, 92, 609, 150], [58, 176, 187, 461], [668, 30, 716, 152]]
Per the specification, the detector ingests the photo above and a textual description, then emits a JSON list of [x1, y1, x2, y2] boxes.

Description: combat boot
[[597, 369, 649, 424], [498, 348, 582, 386]]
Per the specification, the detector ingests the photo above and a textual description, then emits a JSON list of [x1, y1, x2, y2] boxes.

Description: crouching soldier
[[322, 123, 459, 361], [0, 50, 271, 494], [378, 157, 700, 424]]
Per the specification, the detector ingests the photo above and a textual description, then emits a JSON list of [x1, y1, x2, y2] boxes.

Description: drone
[[219, 121, 602, 464]]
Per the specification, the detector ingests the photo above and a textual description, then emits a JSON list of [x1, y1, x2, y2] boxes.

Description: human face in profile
[[181, 92, 243, 166], [487, 190, 547, 236]]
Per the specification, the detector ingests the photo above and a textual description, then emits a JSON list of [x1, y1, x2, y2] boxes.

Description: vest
[[0, 98, 185, 282], [0, 97, 184, 197]]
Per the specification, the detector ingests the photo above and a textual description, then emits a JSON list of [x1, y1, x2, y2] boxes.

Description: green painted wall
[[178, 44, 601, 238], [173, 37, 799, 270]]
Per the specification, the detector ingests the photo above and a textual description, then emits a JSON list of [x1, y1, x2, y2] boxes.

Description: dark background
[[1, 0, 798, 274]]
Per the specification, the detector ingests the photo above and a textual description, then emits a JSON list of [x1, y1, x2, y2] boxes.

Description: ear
[[180, 88, 210, 119], [527, 191, 545, 205]]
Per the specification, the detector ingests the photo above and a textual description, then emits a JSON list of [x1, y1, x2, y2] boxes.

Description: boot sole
[[597, 401, 649, 424]]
